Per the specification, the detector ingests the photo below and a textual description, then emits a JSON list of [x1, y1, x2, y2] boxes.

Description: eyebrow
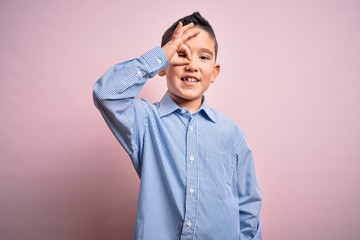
[[199, 48, 214, 56]]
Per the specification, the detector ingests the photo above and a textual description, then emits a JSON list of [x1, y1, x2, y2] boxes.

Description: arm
[[236, 129, 262, 240], [93, 47, 168, 174], [93, 22, 200, 174]]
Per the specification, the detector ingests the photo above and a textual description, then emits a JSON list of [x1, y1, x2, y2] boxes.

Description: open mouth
[[181, 77, 199, 82]]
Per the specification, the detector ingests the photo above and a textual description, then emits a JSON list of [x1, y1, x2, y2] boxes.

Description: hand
[[162, 22, 200, 65]]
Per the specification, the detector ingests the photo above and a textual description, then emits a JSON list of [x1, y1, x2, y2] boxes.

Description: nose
[[185, 58, 198, 72]]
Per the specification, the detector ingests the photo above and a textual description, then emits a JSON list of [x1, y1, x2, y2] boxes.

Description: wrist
[[162, 43, 177, 62]]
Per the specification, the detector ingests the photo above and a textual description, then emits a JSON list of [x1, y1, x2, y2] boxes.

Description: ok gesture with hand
[[161, 22, 200, 66]]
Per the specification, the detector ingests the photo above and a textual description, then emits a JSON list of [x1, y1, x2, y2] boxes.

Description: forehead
[[184, 28, 216, 52]]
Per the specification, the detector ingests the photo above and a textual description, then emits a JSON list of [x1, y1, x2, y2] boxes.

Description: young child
[[93, 12, 262, 240]]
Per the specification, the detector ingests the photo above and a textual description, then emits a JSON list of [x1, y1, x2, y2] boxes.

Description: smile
[[181, 77, 199, 82]]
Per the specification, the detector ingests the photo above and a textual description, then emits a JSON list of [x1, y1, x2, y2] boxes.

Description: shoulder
[[210, 108, 243, 132], [138, 99, 163, 118], [207, 107, 245, 141]]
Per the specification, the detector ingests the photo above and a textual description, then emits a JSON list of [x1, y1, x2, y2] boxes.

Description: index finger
[[180, 22, 195, 32], [172, 22, 195, 38], [182, 27, 200, 42]]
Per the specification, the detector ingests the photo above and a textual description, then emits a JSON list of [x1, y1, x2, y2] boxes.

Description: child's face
[[164, 28, 220, 110]]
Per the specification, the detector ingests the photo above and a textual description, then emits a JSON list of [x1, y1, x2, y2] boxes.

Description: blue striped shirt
[[93, 47, 262, 240]]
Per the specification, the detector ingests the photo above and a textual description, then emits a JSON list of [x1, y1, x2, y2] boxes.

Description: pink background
[[1, 0, 360, 239]]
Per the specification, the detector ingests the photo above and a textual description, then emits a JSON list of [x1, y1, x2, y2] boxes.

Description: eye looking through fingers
[[177, 52, 186, 58], [178, 44, 192, 61]]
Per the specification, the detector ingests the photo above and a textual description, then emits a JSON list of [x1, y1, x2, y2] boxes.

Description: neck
[[169, 93, 203, 114]]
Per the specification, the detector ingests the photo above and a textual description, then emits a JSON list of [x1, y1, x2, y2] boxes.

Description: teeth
[[182, 77, 198, 82]]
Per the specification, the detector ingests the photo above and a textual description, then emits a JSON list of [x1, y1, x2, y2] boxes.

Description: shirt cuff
[[141, 46, 169, 76]]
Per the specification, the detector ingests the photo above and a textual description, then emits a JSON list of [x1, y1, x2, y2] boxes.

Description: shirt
[[93, 46, 262, 240]]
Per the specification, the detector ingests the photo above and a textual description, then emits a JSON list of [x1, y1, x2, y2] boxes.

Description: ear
[[158, 70, 166, 77], [211, 63, 220, 83]]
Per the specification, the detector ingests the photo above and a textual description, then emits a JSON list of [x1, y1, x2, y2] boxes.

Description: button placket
[[181, 116, 198, 237]]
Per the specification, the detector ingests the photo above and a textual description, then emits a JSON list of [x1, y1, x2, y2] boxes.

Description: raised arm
[[93, 47, 168, 174], [92, 22, 200, 174]]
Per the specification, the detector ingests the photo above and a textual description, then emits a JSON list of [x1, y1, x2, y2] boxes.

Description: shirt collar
[[159, 92, 216, 123]]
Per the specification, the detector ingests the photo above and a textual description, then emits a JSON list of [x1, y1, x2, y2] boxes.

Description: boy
[[93, 12, 262, 240]]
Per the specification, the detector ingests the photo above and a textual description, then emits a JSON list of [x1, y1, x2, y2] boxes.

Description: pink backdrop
[[1, 0, 360, 239]]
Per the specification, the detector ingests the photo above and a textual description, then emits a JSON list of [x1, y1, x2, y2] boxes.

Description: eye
[[200, 55, 210, 60], [178, 52, 186, 58]]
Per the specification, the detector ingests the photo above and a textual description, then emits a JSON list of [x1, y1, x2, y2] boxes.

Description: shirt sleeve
[[235, 127, 262, 240], [93, 46, 168, 175]]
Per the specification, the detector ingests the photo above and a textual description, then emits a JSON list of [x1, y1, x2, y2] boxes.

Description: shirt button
[[181, 109, 186, 114], [135, 70, 142, 77], [156, 57, 162, 64], [189, 155, 195, 161], [189, 126, 193, 132], [189, 188, 195, 194], [186, 220, 192, 227]]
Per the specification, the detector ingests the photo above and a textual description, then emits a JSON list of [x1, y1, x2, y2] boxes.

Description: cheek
[[166, 66, 182, 77], [202, 67, 215, 78]]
